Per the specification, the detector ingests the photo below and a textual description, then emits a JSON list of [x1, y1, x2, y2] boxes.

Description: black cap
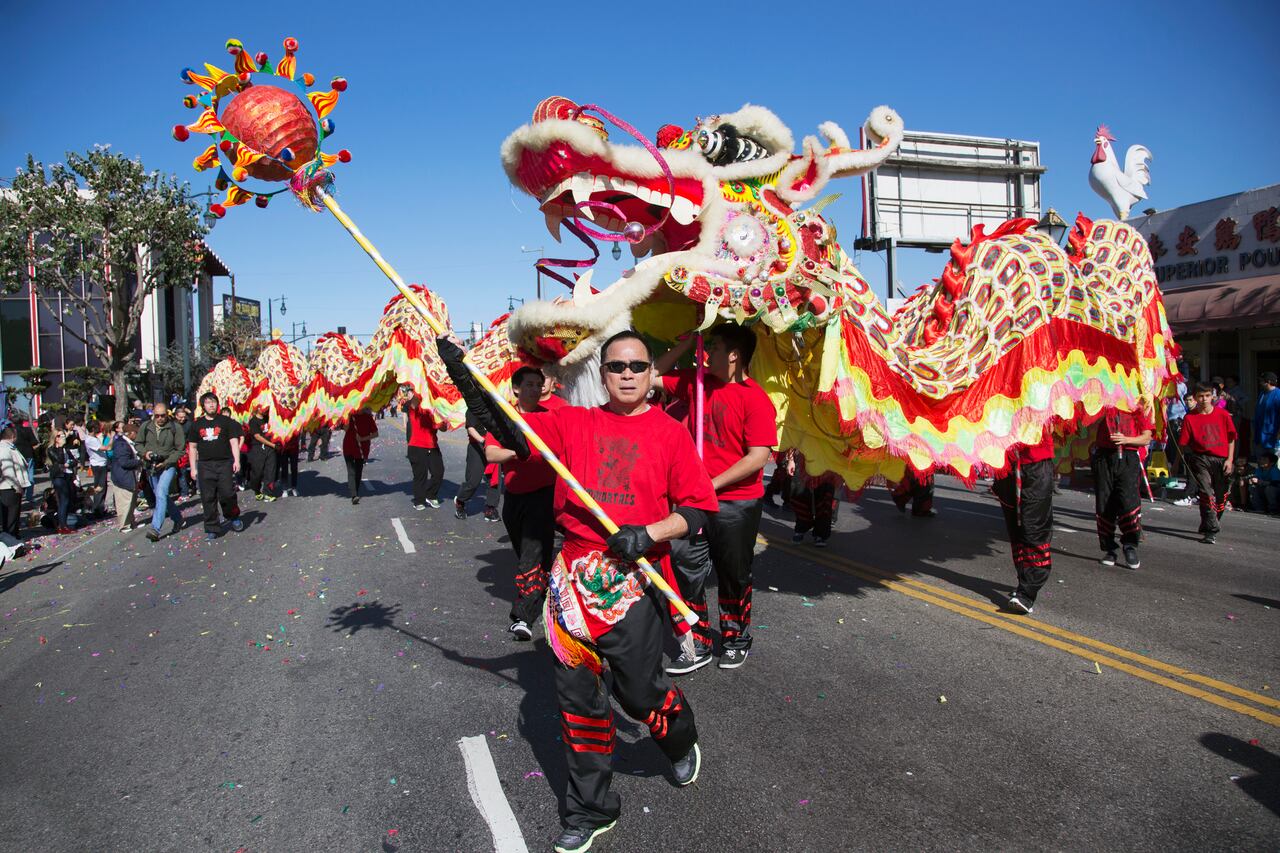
[[1262, 371, 1278, 384]]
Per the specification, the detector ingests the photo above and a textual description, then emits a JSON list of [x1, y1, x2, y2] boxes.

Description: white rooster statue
[[1088, 125, 1152, 219]]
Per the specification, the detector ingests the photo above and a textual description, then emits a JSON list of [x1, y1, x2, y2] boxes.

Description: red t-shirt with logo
[[342, 411, 378, 458], [406, 407, 438, 449], [1179, 408, 1236, 457], [660, 369, 778, 500], [524, 404, 719, 554], [1096, 409, 1155, 451], [484, 405, 556, 494]]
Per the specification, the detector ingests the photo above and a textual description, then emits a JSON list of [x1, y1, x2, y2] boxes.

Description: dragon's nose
[[531, 96, 608, 139]]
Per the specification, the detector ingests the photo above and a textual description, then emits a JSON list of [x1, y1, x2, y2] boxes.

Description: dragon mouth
[[513, 143, 707, 259]]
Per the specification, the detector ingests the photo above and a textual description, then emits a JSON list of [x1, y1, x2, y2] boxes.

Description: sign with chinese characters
[[1131, 184, 1280, 290]]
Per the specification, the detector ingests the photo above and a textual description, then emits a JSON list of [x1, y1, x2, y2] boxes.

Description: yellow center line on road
[[758, 533, 1280, 728]]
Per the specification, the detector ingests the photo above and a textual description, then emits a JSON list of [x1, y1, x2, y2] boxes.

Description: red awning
[[1160, 274, 1280, 334]]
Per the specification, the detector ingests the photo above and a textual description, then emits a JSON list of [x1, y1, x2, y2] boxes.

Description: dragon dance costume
[[661, 365, 777, 661], [993, 435, 1057, 611], [1092, 410, 1153, 557]]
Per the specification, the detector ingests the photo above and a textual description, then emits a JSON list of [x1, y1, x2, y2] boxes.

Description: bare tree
[[0, 148, 205, 419]]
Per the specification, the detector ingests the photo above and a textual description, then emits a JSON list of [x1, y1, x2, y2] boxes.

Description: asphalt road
[[0, 422, 1276, 852]]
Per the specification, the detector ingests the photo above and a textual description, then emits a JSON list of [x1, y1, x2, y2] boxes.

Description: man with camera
[[136, 402, 186, 541]]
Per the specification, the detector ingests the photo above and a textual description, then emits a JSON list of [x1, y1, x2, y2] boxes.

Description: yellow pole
[[314, 187, 697, 626]]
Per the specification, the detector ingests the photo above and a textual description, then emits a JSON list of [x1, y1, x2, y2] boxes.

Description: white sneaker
[[509, 621, 533, 641], [1173, 496, 1196, 507], [425, 498, 441, 509]]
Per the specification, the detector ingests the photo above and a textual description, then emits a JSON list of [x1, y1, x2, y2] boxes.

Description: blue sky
[[4, 0, 1277, 343]]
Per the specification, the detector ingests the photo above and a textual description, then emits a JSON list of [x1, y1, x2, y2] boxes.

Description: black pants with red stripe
[[993, 459, 1054, 603], [554, 589, 698, 830], [892, 471, 935, 515], [1093, 449, 1142, 551], [1187, 452, 1228, 534], [501, 486, 555, 625], [792, 483, 837, 538], [669, 497, 761, 653]]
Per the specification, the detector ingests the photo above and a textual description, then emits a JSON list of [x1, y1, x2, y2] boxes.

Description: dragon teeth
[[670, 197, 700, 225], [544, 210, 563, 242]]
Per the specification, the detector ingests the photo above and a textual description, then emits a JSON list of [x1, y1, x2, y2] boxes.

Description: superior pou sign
[[1131, 184, 1280, 291]]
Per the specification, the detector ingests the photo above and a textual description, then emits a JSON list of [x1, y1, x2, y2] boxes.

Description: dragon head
[[500, 98, 903, 368]]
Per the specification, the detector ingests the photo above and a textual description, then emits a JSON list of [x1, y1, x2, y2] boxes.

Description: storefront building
[[0, 243, 230, 416], [1131, 183, 1280, 412]]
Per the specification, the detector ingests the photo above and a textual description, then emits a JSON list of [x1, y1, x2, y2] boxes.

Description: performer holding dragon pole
[[655, 323, 777, 673], [442, 331, 716, 853]]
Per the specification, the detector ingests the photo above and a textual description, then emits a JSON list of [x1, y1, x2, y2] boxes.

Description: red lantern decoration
[[220, 85, 318, 181]]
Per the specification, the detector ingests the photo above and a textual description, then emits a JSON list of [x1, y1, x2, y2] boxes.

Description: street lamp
[[266, 295, 287, 339], [611, 242, 622, 261], [1035, 208, 1070, 247], [187, 185, 221, 231], [520, 245, 544, 300]]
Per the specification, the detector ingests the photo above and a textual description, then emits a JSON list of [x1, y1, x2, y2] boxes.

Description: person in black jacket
[[45, 430, 77, 534], [108, 422, 143, 531]]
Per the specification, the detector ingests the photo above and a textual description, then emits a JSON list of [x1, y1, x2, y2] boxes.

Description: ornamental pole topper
[[171, 37, 350, 216], [167, 37, 699, 628]]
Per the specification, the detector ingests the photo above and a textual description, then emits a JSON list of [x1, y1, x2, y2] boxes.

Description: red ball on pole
[[219, 85, 318, 182]]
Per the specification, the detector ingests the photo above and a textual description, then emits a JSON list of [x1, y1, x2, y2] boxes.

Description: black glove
[[606, 524, 654, 562], [435, 336, 530, 460]]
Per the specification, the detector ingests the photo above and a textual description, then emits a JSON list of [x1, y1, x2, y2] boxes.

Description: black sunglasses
[[603, 360, 651, 375]]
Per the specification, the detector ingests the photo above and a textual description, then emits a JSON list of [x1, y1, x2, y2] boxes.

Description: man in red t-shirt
[[1179, 381, 1237, 544], [1093, 401, 1154, 568], [655, 323, 777, 673], [341, 406, 378, 504], [442, 331, 717, 853], [484, 366, 558, 640], [404, 392, 444, 509], [993, 432, 1057, 614]]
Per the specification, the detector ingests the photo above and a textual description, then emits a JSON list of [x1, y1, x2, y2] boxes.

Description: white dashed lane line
[[391, 518, 416, 553], [458, 735, 529, 853]]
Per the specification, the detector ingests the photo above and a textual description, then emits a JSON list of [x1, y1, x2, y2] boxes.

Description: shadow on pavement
[[325, 599, 584, 814], [0, 561, 60, 596], [1199, 732, 1280, 818], [1231, 593, 1280, 610]]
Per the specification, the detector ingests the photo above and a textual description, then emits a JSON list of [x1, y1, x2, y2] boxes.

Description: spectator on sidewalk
[[173, 407, 194, 499], [12, 416, 38, 504], [108, 422, 143, 531], [1255, 372, 1280, 459], [0, 426, 31, 539], [342, 406, 378, 505], [45, 430, 76, 534], [84, 419, 111, 518], [136, 402, 187, 541], [1248, 452, 1280, 514]]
